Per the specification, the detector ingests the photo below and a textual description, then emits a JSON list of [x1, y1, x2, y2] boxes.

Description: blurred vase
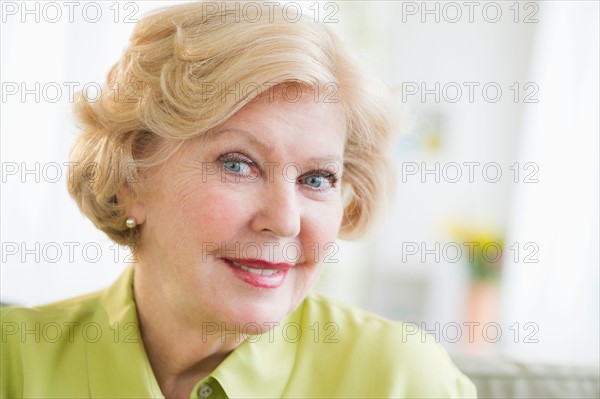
[[464, 279, 501, 355]]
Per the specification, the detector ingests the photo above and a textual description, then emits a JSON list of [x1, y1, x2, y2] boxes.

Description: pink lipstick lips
[[221, 258, 293, 288]]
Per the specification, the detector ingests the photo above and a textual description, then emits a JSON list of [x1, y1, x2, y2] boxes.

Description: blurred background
[[2, 0, 599, 389]]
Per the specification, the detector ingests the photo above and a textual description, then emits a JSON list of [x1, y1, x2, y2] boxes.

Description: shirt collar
[[85, 264, 303, 398], [86, 264, 164, 398], [210, 308, 302, 398]]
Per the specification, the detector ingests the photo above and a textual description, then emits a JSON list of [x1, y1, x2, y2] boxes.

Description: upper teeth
[[231, 261, 279, 276]]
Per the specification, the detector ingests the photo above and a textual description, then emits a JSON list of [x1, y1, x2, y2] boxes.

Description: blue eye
[[219, 153, 255, 176], [301, 171, 337, 191], [223, 160, 242, 173], [305, 175, 325, 188]]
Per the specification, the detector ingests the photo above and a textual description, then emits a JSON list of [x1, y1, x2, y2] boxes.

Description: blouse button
[[198, 383, 213, 398]]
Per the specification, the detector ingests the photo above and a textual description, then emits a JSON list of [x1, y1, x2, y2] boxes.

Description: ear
[[117, 182, 147, 226]]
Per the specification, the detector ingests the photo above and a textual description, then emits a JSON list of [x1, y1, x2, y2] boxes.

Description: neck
[[132, 263, 241, 398]]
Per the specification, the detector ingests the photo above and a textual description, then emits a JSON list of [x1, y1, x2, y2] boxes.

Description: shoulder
[[302, 292, 431, 350], [1, 291, 104, 397], [303, 291, 398, 328], [301, 292, 444, 357], [1, 289, 103, 327], [296, 292, 477, 398], [1, 290, 105, 355]]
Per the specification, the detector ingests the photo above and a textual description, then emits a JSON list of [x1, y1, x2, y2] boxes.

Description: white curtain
[[501, 1, 599, 365]]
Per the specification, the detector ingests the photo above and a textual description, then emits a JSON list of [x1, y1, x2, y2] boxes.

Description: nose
[[250, 179, 301, 238]]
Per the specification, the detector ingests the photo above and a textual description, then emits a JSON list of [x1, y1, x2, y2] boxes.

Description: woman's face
[[134, 88, 346, 331]]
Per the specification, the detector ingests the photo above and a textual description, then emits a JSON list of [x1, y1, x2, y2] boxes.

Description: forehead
[[212, 86, 347, 151], [230, 85, 346, 134]]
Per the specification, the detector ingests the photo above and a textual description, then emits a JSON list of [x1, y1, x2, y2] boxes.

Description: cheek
[[176, 186, 250, 242], [303, 201, 344, 255]]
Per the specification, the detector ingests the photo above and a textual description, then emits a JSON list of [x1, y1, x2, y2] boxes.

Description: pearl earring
[[125, 217, 137, 229]]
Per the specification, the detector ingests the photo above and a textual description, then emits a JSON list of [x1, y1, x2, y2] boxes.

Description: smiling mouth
[[221, 258, 291, 288], [228, 260, 279, 276]]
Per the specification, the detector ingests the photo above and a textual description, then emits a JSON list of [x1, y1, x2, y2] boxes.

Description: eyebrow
[[204, 128, 344, 165], [212, 128, 273, 152]]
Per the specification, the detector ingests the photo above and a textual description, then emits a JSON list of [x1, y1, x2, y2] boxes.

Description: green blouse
[[1, 266, 476, 398]]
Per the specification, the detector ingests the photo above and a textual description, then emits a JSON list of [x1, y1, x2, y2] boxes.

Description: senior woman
[[1, 2, 476, 398]]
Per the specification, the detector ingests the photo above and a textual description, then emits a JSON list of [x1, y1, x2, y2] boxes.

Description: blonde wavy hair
[[68, 1, 395, 246]]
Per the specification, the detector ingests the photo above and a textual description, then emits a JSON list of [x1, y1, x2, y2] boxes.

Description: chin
[[209, 301, 289, 341]]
